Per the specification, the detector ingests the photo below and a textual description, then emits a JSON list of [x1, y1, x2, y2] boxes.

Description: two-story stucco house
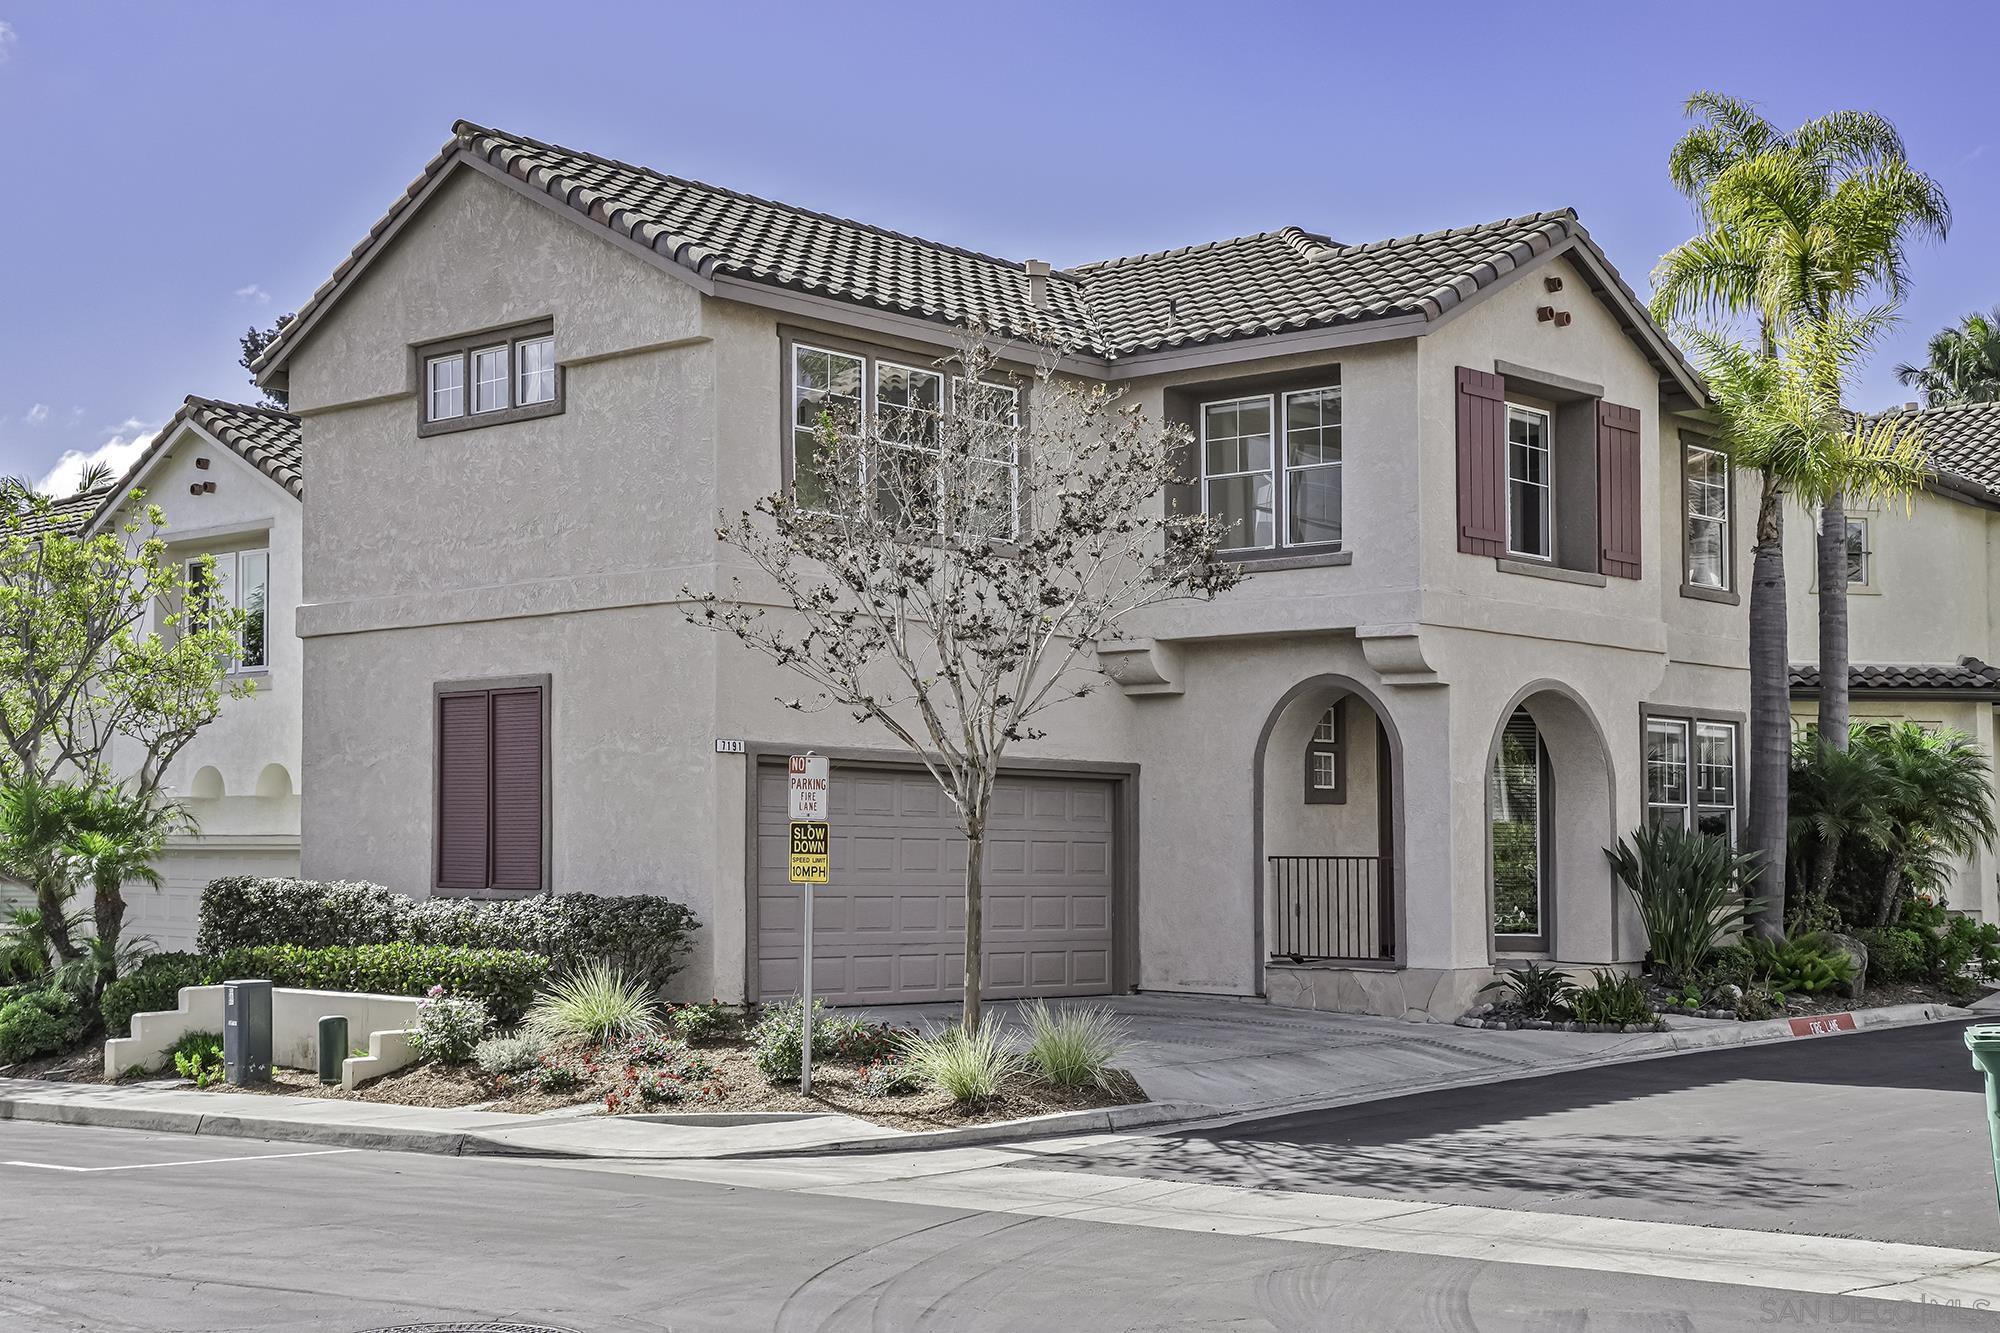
[[250, 121, 1750, 1019], [1787, 400, 2000, 924], [83, 396, 305, 948]]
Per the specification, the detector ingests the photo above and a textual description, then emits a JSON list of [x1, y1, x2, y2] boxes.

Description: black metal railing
[[1268, 855, 1393, 962]]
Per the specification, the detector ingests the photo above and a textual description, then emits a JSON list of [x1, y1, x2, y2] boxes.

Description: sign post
[[787, 753, 830, 1094]]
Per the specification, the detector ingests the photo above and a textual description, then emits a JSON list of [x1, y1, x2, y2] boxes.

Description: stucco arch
[[255, 763, 294, 799], [190, 766, 226, 800], [1250, 673, 1407, 992], [1480, 679, 1622, 964]]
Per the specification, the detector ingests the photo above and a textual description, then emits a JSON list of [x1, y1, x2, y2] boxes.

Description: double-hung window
[[186, 549, 270, 671], [1684, 442, 1729, 590], [1645, 716, 1737, 840], [1198, 376, 1342, 554], [419, 323, 561, 435], [1845, 517, 1870, 586], [1506, 404, 1553, 560], [786, 340, 1021, 537], [1304, 701, 1344, 804]]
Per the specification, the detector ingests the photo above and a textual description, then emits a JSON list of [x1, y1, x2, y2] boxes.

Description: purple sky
[[1, 1, 1993, 489]]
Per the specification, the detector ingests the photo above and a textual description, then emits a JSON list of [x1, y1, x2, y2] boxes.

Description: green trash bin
[[1966, 1023, 2000, 1214]]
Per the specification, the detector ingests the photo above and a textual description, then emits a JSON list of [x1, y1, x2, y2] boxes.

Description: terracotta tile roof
[[9, 483, 116, 537], [82, 396, 302, 535], [254, 121, 1702, 398], [1872, 400, 2000, 504], [1789, 657, 2000, 696]]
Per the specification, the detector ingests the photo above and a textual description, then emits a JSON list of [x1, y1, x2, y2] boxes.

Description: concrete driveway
[[846, 992, 1661, 1115]]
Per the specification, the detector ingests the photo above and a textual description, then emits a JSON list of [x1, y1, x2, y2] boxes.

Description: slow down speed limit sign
[[786, 752, 831, 1093]]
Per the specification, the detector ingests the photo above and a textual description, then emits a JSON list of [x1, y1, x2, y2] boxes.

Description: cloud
[[22, 403, 47, 425], [34, 419, 158, 496], [234, 283, 270, 302], [0, 22, 16, 63], [65, 405, 84, 426]]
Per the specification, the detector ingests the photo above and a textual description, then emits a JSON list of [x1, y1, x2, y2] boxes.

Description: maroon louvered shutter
[[1597, 401, 1643, 579], [488, 688, 545, 890], [436, 692, 492, 889], [1456, 367, 1507, 555]]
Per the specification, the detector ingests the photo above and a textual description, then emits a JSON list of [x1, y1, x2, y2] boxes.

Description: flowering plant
[[408, 988, 491, 1064]]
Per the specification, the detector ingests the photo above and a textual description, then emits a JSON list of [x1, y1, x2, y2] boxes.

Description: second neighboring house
[[250, 120, 1752, 1018], [1788, 399, 2000, 925], [85, 396, 305, 949]]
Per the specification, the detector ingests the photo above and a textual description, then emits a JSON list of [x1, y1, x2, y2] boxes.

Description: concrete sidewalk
[[0, 994, 1969, 1162]]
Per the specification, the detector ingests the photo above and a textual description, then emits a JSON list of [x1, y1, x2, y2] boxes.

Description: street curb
[[0, 1002, 1972, 1162]]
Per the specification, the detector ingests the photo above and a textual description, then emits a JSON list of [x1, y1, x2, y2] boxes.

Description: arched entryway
[[1484, 684, 1618, 961], [1252, 675, 1405, 988]]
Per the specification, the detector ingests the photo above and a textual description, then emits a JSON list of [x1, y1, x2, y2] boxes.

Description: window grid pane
[[1203, 396, 1275, 549], [792, 346, 864, 508], [1846, 518, 1868, 585], [238, 550, 269, 670], [472, 346, 509, 414], [426, 355, 464, 421], [1284, 386, 1342, 548], [1646, 718, 1690, 826], [1506, 406, 1552, 559], [1685, 445, 1729, 589], [517, 336, 556, 405]]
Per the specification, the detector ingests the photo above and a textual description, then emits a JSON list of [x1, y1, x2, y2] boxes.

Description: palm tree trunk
[[1747, 473, 1791, 940], [33, 878, 82, 963], [1817, 495, 1851, 749], [1809, 836, 1840, 922], [1876, 857, 1905, 927], [92, 871, 125, 986]]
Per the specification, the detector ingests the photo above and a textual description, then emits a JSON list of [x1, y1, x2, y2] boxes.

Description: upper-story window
[[786, 338, 1020, 538], [418, 321, 561, 437], [1684, 442, 1730, 590], [1198, 375, 1342, 555], [1845, 517, 1871, 586], [187, 548, 270, 672], [1506, 404, 1553, 560]]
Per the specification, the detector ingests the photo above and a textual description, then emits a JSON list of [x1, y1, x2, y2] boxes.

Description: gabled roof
[[1790, 658, 2000, 698], [10, 483, 116, 538], [1874, 399, 2000, 505], [253, 121, 1704, 402], [84, 396, 302, 535]]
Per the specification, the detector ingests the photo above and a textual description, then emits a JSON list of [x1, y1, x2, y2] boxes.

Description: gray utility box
[[223, 979, 273, 1086]]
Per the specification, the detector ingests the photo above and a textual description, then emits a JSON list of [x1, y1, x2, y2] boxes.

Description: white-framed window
[[1846, 517, 1870, 586], [472, 345, 510, 414], [1506, 404, 1553, 559], [425, 355, 464, 422], [186, 549, 271, 672], [1198, 380, 1343, 554], [516, 336, 557, 406], [1685, 442, 1729, 590], [1646, 715, 1737, 840], [956, 377, 1022, 540], [1305, 702, 1344, 802], [790, 343, 866, 512]]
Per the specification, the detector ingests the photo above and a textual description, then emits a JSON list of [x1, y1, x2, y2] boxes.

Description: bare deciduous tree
[[688, 333, 1242, 1029]]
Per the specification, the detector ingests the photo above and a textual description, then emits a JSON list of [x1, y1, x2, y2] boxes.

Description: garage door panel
[[757, 766, 1116, 1005]]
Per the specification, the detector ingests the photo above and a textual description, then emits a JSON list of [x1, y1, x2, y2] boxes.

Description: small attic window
[[418, 319, 562, 437]]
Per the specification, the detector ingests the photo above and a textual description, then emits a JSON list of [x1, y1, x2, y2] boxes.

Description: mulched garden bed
[[1464, 978, 1987, 1030]]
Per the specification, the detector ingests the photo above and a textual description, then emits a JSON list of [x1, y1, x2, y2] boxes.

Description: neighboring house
[[1787, 399, 2000, 924], [82, 396, 305, 949], [252, 120, 1750, 1019]]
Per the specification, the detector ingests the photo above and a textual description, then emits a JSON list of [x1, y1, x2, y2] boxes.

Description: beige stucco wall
[[287, 164, 1750, 1011]]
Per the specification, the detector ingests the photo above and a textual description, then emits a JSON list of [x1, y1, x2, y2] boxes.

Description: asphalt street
[[1031, 1015, 2000, 1248], [5, 1022, 2000, 1331]]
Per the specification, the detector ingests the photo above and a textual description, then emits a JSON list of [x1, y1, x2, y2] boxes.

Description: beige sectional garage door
[[756, 765, 1116, 1005]]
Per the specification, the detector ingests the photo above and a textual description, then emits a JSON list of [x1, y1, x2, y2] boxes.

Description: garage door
[[756, 765, 1117, 1005]]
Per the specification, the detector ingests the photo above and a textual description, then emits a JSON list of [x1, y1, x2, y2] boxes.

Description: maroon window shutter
[[1597, 401, 1643, 579], [1456, 367, 1507, 555], [488, 688, 545, 891], [436, 692, 491, 889]]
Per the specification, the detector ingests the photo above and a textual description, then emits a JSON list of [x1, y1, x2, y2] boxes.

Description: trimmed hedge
[[198, 878, 697, 997], [100, 943, 549, 1034]]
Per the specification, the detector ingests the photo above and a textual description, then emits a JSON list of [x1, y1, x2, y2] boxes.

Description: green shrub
[[408, 989, 491, 1064], [858, 1055, 922, 1097], [526, 963, 660, 1045], [1936, 917, 2000, 993], [819, 1014, 907, 1064], [1567, 970, 1656, 1028], [1022, 1000, 1129, 1090], [897, 1019, 1021, 1106], [168, 1031, 224, 1087], [1605, 822, 1762, 985], [474, 1030, 549, 1075], [0, 987, 87, 1064], [1744, 932, 1854, 996], [198, 878, 699, 997], [1480, 962, 1576, 1020], [100, 944, 547, 1028], [1734, 985, 1782, 1021], [666, 1001, 739, 1044], [748, 996, 837, 1084], [1852, 927, 1927, 986]]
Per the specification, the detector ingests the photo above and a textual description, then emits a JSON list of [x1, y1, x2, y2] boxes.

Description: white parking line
[[2, 1148, 359, 1173]]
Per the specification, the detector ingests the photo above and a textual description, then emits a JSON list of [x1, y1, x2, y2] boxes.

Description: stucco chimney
[[1905, 401, 1921, 412], [1024, 258, 1051, 310]]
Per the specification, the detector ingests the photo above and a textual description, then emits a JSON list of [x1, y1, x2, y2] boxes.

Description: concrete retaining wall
[[104, 985, 423, 1091]]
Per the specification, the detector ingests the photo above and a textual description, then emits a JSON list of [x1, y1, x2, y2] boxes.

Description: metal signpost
[[787, 753, 830, 1093]]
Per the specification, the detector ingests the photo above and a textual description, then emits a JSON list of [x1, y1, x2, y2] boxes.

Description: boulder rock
[[1823, 932, 1869, 1000]]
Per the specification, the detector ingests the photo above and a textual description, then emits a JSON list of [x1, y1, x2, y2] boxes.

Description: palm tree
[[0, 775, 89, 962], [1896, 307, 2000, 406], [1866, 724, 1998, 926], [1654, 93, 1947, 932], [67, 785, 192, 985], [1787, 726, 1898, 927]]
